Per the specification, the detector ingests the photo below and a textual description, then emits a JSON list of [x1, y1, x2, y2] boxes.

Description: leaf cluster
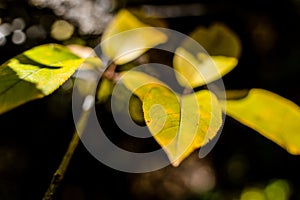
[[1, 9, 299, 166]]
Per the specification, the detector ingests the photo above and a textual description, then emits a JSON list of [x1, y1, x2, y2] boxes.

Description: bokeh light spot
[[241, 187, 266, 200], [264, 179, 291, 200], [11, 18, 26, 31], [0, 32, 6, 46], [51, 20, 74, 41], [12, 30, 26, 44], [226, 154, 249, 183], [0, 23, 12, 36], [26, 25, 46, 40]]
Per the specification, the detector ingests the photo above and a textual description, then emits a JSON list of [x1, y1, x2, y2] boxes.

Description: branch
[[42, 109, 90, 200]]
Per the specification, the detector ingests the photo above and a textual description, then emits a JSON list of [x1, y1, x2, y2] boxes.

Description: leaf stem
[[42, 110, 90, 200], [183, 87, 193, 95]]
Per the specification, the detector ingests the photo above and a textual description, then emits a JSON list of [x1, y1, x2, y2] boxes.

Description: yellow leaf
[[120, 70, 167, 100], [174, 48, 238, 87], [143, 87, 222, 166], [101, 9, 167, 65], [226, 89, 300, 154], [173, 23, 241, 88], [120, 70, 223, 165]]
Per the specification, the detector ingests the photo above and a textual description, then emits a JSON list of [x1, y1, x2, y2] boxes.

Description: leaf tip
[[171, 160, 181, 167]]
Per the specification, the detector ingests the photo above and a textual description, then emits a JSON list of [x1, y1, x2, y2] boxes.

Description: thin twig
[[42, 110, 90, 200], [42, 131, 80, 200]]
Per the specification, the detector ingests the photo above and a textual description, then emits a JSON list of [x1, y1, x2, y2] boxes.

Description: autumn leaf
[[173, 23, 241, 88], [101, 9, 167, 65], [143, 87, 222, 166], [120, 70, 222, 166], [226, 89, 300, 154]]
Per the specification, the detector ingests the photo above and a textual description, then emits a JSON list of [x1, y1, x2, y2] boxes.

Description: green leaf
[[0, 44, 83, 114], [101, 9, 167, 65], [24, 43, 80, 66], [143, 87, 222, 166], [226, 89, 300, 154], [173, 23, 241, 88]]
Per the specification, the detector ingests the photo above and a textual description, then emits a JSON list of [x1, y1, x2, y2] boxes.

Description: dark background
[[0, 0, 299, 199]]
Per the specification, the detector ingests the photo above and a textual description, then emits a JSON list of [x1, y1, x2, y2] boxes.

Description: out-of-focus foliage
[[51, 20, 74, 41], [240, 187, 266, 200], [101, 9, 167, 65], [0, 44, 82, 114], [226, 89, 300, 155], [128, 94, 145, 125], [173, 23, 241, 88], [97, 78, 114, 103], [29, 0, 113, 35], [190, 24, 241, 57], [240, 179, 291, 200], [264, 179, 291, 200]]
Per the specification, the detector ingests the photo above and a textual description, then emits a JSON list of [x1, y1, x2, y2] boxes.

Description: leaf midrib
[[174, 94, 184, 156]]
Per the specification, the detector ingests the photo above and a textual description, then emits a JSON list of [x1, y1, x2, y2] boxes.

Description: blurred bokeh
[[0, 0, 300, 199]]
